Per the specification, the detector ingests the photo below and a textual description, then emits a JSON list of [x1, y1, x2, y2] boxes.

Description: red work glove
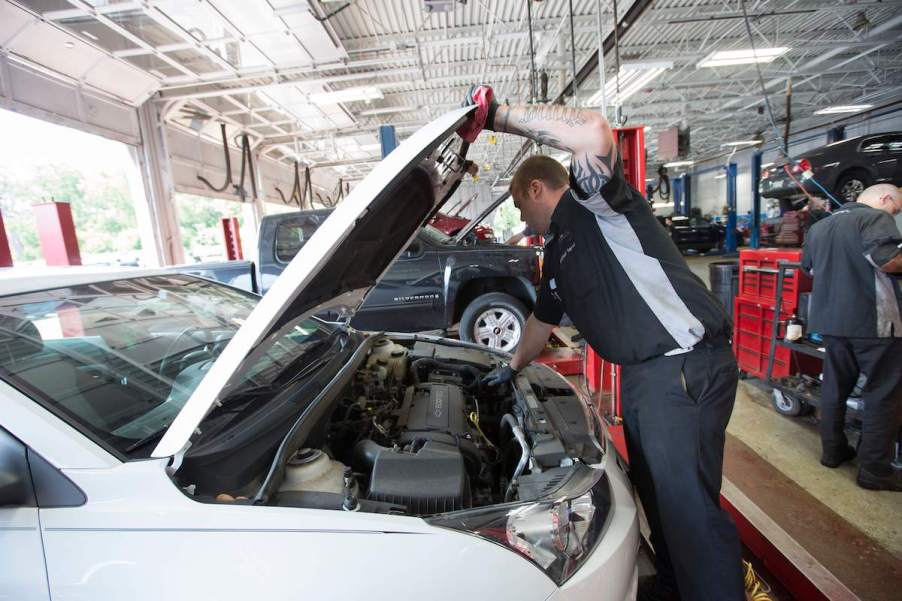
[[457, 85, 499, 143]]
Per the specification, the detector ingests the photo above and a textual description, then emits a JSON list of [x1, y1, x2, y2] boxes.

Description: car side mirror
[[0, 429, 34, 507]]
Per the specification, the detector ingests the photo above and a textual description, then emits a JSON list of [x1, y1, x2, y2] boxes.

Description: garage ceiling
[[2, 0, 901, 190]]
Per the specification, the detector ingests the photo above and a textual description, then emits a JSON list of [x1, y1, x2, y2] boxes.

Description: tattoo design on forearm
[[531, 129, 563, 148], [516, 105, 589, 128]]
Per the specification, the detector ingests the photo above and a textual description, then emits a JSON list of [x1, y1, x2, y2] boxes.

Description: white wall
[[689, 109, 902, 218]]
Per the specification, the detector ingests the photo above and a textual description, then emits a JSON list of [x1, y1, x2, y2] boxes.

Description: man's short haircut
[[510, 155, 569, 199]]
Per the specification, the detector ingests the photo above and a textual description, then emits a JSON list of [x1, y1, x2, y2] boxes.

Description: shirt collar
[[549, 189, 575, 228]]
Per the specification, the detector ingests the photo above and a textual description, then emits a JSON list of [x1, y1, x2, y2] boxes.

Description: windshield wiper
[[124, 428, 168, 454]]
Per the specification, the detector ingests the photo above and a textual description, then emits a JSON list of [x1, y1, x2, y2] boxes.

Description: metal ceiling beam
[[500, 0, 656, 176], [158, 67, 421, 101], [160, 56, 415, 90], [715, 13, 902, 118]]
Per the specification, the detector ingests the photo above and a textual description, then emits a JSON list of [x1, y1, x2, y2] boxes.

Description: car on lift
[[0, 107, 638, 601], [429, 211, 495, 240], [759, 132, 902, 203]]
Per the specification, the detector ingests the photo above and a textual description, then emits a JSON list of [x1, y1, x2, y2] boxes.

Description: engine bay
[[189, 336, 603, 516]]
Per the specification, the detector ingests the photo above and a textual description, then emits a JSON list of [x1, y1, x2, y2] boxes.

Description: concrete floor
[[728, 382, 902, 559]]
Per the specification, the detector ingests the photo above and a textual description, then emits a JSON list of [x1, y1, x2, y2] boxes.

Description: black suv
[[257, 210, 541, 351], [760, 132, 902, 203]]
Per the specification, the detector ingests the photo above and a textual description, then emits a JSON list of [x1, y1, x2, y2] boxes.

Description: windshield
[[0, 275, 333, 459]]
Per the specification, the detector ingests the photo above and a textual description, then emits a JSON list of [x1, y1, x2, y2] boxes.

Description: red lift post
[[221, 217, 244, 260], [0, 209, 13, 267], [33, 200, 82, 266], [584, 126, 647, 461]]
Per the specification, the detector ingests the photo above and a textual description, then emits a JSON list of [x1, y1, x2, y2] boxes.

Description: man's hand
[[457, 85, 499, 143], [482, 364, 517, 386]]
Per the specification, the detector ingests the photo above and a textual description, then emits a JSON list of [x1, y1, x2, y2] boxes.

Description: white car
[[0, 107, 638, 601]]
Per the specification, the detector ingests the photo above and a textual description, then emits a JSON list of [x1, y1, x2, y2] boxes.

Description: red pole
[[221, 217, 243, 260], [33, 201, 82, 266], [0, 208, 12, 267]]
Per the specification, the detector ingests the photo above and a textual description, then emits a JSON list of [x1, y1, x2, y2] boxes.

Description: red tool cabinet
[[733, 248, 814, 379]]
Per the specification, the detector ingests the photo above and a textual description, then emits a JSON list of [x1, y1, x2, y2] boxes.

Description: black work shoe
[[637, 576, 681, 601], [857, 468, 902, 492], [820, 445, 856, 468]]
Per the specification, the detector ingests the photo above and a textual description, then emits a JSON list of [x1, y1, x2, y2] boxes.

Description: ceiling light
[[813, 104, 873, 115], [761, 162, 774, 169], [357, 106, 418, 117], [64, 41, 75, 49], [308, 86, 383, 106], [587, 61, 673, 105], [664, 160, 694, 168], [721, 139, 762, 147], [714, 173, 726, 180], [81, 31, 99, 41], [697, 47, 789, 68], [643, 125, 651, 132]]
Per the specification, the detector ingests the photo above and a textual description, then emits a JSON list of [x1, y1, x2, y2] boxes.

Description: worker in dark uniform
[[459, 86, 743, 601], [802, 184, 902, 491]]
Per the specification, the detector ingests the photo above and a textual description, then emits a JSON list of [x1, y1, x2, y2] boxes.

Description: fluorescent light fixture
[[643, 125, 651, 132], [813, 104, 873, 115], [358, 143, 382, 153], [664, 160, 694, 168], [358, 105, 418, 117], [714, 173, 726, 180], [698, 47, 789, 68], [309, 86, 383, 106], [761, 162, 775, 169], [81, 30, 99, 41], [720, 139, 762, 147], [587, 61, 673, 105]]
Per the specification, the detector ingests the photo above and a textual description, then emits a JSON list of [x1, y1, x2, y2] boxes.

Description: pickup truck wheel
[[460, 293, 527, 351]]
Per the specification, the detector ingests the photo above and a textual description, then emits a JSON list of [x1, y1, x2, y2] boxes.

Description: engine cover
[[401, 382, 468, 441]]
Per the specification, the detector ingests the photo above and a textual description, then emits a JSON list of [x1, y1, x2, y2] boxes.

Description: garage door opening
[[174, 193, 247, 263], [0, 108, 142, 267]]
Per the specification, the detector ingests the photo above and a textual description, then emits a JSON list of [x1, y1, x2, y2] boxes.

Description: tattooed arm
[[494, 104, 618, 197]]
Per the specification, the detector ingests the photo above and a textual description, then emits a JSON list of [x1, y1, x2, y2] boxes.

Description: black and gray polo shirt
[[801, 202, 902, 338], [533, 163, 731, 365]]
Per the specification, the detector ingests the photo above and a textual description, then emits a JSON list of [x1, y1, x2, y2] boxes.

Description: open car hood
[[152, 107, 474, 459]]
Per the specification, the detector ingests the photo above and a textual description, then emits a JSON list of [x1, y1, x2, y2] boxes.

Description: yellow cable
[[743, 560, 773, 601], [468, 411, 496, 448]]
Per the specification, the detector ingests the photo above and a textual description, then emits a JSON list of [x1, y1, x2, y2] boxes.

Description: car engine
[[265, 337, 603, 516]]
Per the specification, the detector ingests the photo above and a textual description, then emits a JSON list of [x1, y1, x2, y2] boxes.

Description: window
[[0, 275, 258, 458], [860, 135, 902, 153], [274, 212, 332, 263]]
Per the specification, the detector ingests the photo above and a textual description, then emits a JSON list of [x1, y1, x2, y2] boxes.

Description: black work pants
[[621, 338, 744, 601], [821, 336, 902, 477]]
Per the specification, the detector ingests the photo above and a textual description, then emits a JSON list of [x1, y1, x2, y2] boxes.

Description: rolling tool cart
[[763, 260, 828, 417]]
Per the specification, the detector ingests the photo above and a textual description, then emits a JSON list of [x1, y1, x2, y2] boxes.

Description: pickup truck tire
[[459, 292, 528, 351]]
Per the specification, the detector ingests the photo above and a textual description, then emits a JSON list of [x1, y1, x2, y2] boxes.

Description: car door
[[351, 233, 445, 332], [861, 134, 901, 182], [0, 427, 50, 601]]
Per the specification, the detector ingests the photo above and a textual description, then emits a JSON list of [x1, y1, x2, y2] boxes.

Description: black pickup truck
[[180, 209, 541, 351]]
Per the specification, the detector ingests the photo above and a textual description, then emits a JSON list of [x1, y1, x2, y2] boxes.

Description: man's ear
[[530, 179, 543, 200]]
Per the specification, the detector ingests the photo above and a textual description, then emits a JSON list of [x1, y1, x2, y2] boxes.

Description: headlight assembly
[[427, 466, 612, 585]]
